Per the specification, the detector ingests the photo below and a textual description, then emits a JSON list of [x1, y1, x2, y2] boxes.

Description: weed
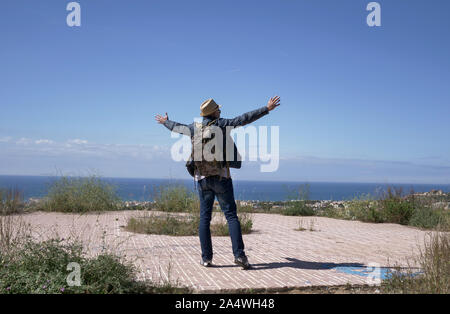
[[41, 175, 120, 213]]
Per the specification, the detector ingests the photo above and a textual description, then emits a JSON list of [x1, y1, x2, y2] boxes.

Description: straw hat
[[200, 99, 221, 117]]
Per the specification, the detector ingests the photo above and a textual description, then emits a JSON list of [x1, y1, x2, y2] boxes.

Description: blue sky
[[1, 0, 449, 183]]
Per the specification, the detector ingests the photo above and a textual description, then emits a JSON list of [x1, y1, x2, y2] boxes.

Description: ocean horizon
[[1, 175, 449, 202]]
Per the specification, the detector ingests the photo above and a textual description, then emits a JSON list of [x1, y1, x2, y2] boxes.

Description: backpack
[[186, 119, 238, 177]]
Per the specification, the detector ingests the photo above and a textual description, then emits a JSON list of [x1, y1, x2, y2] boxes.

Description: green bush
[[409, 206, 449, 230], [0, 238, 189, 294], [379, 187, 414, 225], [42, 175, 120, 213], [283, 201, 315, 216], [0, 239, 143, 294], [152, 185, 198, 213], [347, 199, 384, 223]]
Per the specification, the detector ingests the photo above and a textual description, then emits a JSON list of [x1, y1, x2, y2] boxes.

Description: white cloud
[[67, 139, 88, 145], [16, 137, 32, 145], [2, 136, 169, 161], [35, 139, 54, 145], [1, 136, 449, 183], [0, 136, 12, 143], [0, 136, 174, 178]]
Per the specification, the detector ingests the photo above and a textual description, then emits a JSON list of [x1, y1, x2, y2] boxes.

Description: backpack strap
[[206, 119, 217, 127]]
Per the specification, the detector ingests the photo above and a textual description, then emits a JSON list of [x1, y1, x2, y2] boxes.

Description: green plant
[[347, 199, 383, 223], [409, 206, 449, 230], [0, 238, 189, 294], [42, 175, 120, 213], [283, 201, 315, 216], [152, 185, 199, 213], [379, 187, 414, 225]]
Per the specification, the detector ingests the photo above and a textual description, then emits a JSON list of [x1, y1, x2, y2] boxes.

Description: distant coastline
[[1, 175, 449, 202]]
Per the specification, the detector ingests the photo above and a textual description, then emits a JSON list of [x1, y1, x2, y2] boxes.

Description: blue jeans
[[197, 176, 245, 261]]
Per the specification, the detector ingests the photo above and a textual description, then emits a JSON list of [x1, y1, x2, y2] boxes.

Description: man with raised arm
[[155, 96, 281, 269]]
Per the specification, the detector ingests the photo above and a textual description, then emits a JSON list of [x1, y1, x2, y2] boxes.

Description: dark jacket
[[163, 106, 270, 167]]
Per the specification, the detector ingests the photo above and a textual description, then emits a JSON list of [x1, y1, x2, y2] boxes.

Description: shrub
[[0, 238, 188, 294], [42, 175, 120, 213], [283, 201, 315, 216], [379, 187, 415, 225], [152, 185, 198, 213], [409, 206, 449, 230], [316, 204, 349, 220], [347, 199, 384, 223]]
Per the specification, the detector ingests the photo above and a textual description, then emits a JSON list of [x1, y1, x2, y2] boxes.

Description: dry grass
[[0, 215, 31, 253], [125, 211, 253, 237], [382, 228, 449, 294], [295, 218, 318, 232], [128, 184, 253, 236], [0, 189, 25, 215], [126, 212, 199, 236], [210, 212, 253, 236]]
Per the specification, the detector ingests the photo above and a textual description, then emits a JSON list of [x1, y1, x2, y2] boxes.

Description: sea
[[1, 175, 449, 202]]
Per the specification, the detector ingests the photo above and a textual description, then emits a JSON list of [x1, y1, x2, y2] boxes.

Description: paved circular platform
[[21, 210, 431, 292]]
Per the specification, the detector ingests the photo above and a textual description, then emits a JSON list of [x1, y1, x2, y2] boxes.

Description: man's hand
[[267, 96, 281, 111], [155, 112, 169, 124]]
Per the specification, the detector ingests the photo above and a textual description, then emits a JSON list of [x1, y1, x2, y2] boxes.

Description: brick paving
[[20, 210, 430, 292]]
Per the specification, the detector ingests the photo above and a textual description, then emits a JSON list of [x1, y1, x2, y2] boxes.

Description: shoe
[[200, 259, 212, 267], [234, 255, 251, 270]]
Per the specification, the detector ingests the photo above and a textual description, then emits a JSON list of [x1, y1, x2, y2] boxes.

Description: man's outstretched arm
[[218, 96, 281, 128], [155, 112, 192, 135]]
